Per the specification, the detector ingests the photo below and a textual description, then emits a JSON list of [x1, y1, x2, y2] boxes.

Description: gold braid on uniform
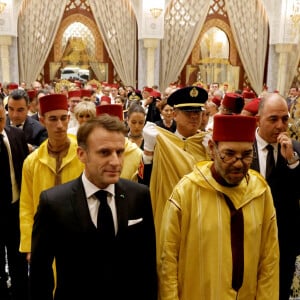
[[47, 138, 71, 185]]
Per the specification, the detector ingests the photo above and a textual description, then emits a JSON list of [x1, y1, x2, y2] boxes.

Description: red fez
[[222, 93, 244, 114], [243, 98, 260, 115], [39, 94, 68, 115], [150, 91, 161, 99], [96, 104, 123, 121], [100, 96, 111, 104], [211, 97, 221, 107], [242, 91, 256, 99], [143, 87, 153, 93], [27, 89, 37, 99], [8, 83, 18, 90], [213, 114, 256, 142], [68, 90, 81, 98], [91, 84, 98, 89], [81, 89, 92, 98], [110, 83, 119, 89]]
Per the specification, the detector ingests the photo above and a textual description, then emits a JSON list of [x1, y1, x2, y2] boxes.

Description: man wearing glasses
[[158, 114, 279, 300]]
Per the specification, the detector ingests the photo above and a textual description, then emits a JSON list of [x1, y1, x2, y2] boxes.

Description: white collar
[[81, 172, 115, 199], [256, 128, 278, 151]]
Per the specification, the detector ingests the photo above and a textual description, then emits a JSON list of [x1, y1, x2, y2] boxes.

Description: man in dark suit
[[251, 92, 300, 300], [0, 102, 29, 300], [6, 89, 47, 152], [29, 115, 157, 300]]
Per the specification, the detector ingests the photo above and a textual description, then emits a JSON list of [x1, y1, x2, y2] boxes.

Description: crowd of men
[[0, 79, 299, 300]]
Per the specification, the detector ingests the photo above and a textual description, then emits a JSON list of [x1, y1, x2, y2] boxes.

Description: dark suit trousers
[[279, 248, 296, 300], [0, 202, 29, 300]]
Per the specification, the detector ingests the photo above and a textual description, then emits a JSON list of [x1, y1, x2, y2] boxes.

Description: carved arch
[[53, 13, 104, 63], [191, 18, 240, 66]]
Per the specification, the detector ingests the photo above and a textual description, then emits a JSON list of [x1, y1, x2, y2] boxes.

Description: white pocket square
[[128, 218, 143, 226]]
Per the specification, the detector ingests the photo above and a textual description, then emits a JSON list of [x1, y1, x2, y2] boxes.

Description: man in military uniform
[[138, 86, 210, 240]]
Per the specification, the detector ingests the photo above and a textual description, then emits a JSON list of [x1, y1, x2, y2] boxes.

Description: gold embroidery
[[190, 87, 199, 98]]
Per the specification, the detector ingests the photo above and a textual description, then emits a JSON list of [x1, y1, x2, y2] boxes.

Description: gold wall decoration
[[53, 14, 104, 64], [61, 37, 89, 68]]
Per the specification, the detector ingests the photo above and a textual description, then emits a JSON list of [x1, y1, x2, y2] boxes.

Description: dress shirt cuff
[[287, 160, 299, 169], [142, 153, 153, 164]]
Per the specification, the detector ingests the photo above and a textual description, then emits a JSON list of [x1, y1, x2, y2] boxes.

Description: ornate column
[[0, 36, 12, 82], [0, 0, 19, 83], [143, 38, 159, 87], [135, 0, 164, 89], [275, 43, 295, 95]]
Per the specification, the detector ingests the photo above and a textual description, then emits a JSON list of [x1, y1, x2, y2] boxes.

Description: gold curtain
[[89, 0, 137, 86], [18, 0, 68, 84], [160, 0, 210, 91], [225, 0, 269, 94]]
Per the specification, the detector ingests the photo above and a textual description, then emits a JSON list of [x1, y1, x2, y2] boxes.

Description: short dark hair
[[8, 89, 30, 105], [36, 89, 50, 104], [77, 115, 126, 149]]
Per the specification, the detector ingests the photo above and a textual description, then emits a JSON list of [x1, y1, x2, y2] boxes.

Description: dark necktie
[[0, 134, 12, 204], [223, 194, 244, 292], [265, 144, 275, 180], [95, 190, 115, 241]]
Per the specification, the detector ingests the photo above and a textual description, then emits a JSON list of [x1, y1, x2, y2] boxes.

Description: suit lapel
[[251, 140, 260, 172], [70, 178, 129, 235], [71, 177, 96, 231], [6, 127, 18, 155], [275, 144, 288, 169], [114, 180, 128, 237]]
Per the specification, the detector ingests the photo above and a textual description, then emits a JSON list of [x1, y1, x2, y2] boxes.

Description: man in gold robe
[[158, 114, 279, 300], [20, 94, 84, 259]]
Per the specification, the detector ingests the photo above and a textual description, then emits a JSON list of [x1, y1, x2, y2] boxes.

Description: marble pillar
[[275, 43, 295, 95], [0, 35, 12, 83], [143, 38, 159, 87]]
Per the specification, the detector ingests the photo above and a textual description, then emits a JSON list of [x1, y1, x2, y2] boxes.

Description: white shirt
[[81, 172, 118, 234], [10, 121, 24, 130], [256, 128, 298, 177], [1, 130, 19, 203], [68, 111, 78, 129], [256, 129, 278, 178]]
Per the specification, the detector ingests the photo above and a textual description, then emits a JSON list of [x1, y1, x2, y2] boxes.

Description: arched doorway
[[185, 17, 244, 91], [43, 1, 113, 84]]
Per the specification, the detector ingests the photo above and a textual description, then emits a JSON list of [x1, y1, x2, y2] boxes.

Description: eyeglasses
[[215, 147, 254, 164]]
